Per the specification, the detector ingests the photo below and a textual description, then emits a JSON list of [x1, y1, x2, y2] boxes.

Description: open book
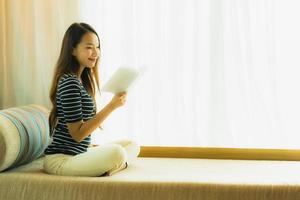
[[101, 67, 145, 94]]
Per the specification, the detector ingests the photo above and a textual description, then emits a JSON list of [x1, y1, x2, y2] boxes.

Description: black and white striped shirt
[[44, 73, 96, 155]]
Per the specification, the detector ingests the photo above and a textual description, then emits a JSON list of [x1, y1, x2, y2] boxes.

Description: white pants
[[43, 139, 140, 177]]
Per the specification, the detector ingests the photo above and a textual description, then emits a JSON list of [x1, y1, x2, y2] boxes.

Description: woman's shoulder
[[58, 73, 81, 89], [59, 73, 79, 84]]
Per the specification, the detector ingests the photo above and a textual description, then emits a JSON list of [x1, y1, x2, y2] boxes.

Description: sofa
[[1, 105, 300, 200]]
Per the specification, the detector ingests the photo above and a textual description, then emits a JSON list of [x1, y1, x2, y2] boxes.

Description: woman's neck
[[76, 66, 85, 83], [78, 66, 85, 76]]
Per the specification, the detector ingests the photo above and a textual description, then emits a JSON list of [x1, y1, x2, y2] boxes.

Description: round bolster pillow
[[0, 105, 50, 172]]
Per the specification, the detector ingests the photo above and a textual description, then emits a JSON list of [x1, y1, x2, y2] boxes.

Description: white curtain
[[80, 0, 300, 148], [1, 0, 300, 149]]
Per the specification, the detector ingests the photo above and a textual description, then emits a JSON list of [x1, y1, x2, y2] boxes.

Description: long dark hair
[[49, 23, 101, 136]]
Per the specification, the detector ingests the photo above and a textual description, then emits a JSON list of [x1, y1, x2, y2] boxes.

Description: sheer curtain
[[80, 0, 300, 148], [0, 0, 81, 109], [1, 0, 300, 149]]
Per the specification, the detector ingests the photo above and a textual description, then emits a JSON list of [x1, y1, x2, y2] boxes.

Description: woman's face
[[72, 32, 100, 69]]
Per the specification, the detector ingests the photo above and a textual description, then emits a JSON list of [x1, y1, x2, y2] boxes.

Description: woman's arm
[[67, 92, 127, 142]]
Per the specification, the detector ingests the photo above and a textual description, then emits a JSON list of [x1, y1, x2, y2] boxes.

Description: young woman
[[43, 22, 140, 177]]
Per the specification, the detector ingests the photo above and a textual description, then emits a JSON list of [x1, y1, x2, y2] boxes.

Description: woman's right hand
[[109, 91, 127, 109]]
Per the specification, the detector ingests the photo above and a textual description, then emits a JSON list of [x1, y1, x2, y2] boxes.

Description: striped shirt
[[44, 73, 96, 155]]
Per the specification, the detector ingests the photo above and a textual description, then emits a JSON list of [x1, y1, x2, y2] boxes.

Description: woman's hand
[[109, 91, 127, 109]]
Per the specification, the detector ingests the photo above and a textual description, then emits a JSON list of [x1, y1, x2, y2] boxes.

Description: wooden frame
[[139, 146, 300, 161]]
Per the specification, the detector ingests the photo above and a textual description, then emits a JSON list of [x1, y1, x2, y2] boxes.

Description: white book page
[[101, 67, 145, 94]]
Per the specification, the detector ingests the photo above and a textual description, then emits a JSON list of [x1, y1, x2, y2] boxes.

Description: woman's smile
[[88, 57, 97, 63]]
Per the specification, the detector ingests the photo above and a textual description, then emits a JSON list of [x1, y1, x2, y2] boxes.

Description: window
[[79, 1, 300, 151]]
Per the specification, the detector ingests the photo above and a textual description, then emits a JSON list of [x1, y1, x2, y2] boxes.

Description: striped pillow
[[0, 105, 50, 172]]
